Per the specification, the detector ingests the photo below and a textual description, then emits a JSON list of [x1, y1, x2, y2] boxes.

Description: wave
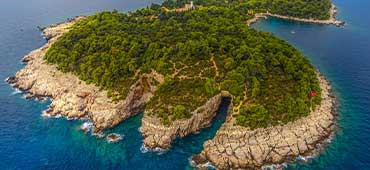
[[140, 143, 150, 153], [41, 110, 63, 119], [296, 155, 315, 162], [92, 131, 106, 138], [41, 110, 52, 118], [10, 88, 22, 95], [188, 156, 216, 170], [262, 164, 281, 170], [80, 122, 93, 133], [21, 94, 28, 99], [193, 131, 201, 135], [34, 96, 49, 103], [80, 122, 106, 138], [140, 143, 168, 155], [66, 116, 78, 120], [153, 147, 168, 155], [198, 162, 216, 170]]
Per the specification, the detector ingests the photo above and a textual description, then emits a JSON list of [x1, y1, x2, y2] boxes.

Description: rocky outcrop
[[106, 133, 123, 143], [248, 4, 345, 27], [141, 92, 231, 149], [7, 17, 164, 133], [90, 71, 163, 132], [193, 74, 337, 169]]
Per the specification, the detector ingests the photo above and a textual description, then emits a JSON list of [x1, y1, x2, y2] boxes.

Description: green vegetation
[[44, 0, 324, 128], [236, 104, 270, 128], [163, 0, 332, 20]]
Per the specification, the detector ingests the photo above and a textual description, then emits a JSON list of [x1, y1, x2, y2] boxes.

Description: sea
[[1, 0, 369, 169]]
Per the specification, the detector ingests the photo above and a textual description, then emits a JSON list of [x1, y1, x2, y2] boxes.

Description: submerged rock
[[106, 133, 123, 143], [92, 132, 106, 138], [5, 76, 17, 84]]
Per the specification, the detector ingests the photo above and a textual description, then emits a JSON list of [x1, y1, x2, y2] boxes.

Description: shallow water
[[1, 0, 370, 169]]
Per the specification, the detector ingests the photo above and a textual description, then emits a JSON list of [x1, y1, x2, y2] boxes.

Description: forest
[[162, 0, 332, 20], [44, 2, 322, 128]]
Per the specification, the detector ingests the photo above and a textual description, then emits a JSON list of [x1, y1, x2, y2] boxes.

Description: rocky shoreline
[[141, 92, 231, 149], [247, 4, 345, 27], [6, 17, 164, 134], [6, 17, 228, 149], [7, 14, 337, 169], [192, 73, 337, 169]]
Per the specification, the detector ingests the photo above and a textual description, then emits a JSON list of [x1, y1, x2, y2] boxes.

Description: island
[[6, 0, 339, 169]]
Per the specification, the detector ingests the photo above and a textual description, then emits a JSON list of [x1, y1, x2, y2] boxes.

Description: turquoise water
[[1, 0, 369, 169], [253, 0, 370, 169]]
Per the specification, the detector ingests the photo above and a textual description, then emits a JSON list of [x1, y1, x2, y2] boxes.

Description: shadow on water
[[172, 97, 231, 153]]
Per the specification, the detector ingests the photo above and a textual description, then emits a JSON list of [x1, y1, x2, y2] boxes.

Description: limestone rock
[[141, 93, 224, 149], [9, 17, 163, 133], [193, 75, 337, 169]]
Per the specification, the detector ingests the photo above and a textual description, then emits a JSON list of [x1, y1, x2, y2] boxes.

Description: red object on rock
[[310, 91, 317, 97]]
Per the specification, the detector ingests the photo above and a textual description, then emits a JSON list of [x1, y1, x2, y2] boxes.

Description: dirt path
[[210, 55, 219, 79]]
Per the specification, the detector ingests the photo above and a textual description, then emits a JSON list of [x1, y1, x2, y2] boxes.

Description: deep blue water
[[0, 0, 369, 169]]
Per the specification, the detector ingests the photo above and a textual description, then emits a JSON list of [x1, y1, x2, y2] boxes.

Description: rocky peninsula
[[247, 4, 345, 27], [192, 74, 337, 169], [141, 92, 229, 149], [6, 17, 233, 149], [7, 17, 164, 133], [7, 1, 339, 169]]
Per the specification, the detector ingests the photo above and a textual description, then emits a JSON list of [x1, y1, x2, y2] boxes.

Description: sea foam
[[198, 162, 216, 170], [140, 143, 168, 155], [262, 164, 280, 170], [10, 89, 22, 95], [80, 122, 93, 133]]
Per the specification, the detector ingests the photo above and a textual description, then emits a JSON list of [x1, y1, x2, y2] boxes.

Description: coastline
[[6, 12, 338, 169], [6, 17, 231, 151], [192, 73, 337, 169], [247, 4, 345, 27], [140, 93, 226, 149], [6, 17, 164, 134]]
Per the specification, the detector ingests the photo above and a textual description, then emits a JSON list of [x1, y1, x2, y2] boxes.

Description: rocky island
[[7, 0, 339, 169]]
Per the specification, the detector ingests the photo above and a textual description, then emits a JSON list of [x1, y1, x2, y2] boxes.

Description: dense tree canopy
[[45, 3, 322, 128], [162, 0, 332, 20]]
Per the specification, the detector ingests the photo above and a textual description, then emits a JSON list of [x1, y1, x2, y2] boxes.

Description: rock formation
[[141, 92, 231, 149], [7, 17, 164, 133], [7, 17, 235, 149], [193, 74, 337, 169], [248, 4, 345, 26]]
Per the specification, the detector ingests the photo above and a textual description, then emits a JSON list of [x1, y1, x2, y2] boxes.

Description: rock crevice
[[193, 74, 337, 169], [141, 92, 231, 149]]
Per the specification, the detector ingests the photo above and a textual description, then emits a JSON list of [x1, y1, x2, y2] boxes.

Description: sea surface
[[0, 0, 369, 169]]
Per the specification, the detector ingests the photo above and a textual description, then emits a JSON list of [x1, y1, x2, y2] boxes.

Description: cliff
[[141, 92, 230, 149], [193, 74, 337, 169], [7, 17, 225, 146], [7, 17, 164, 133]]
